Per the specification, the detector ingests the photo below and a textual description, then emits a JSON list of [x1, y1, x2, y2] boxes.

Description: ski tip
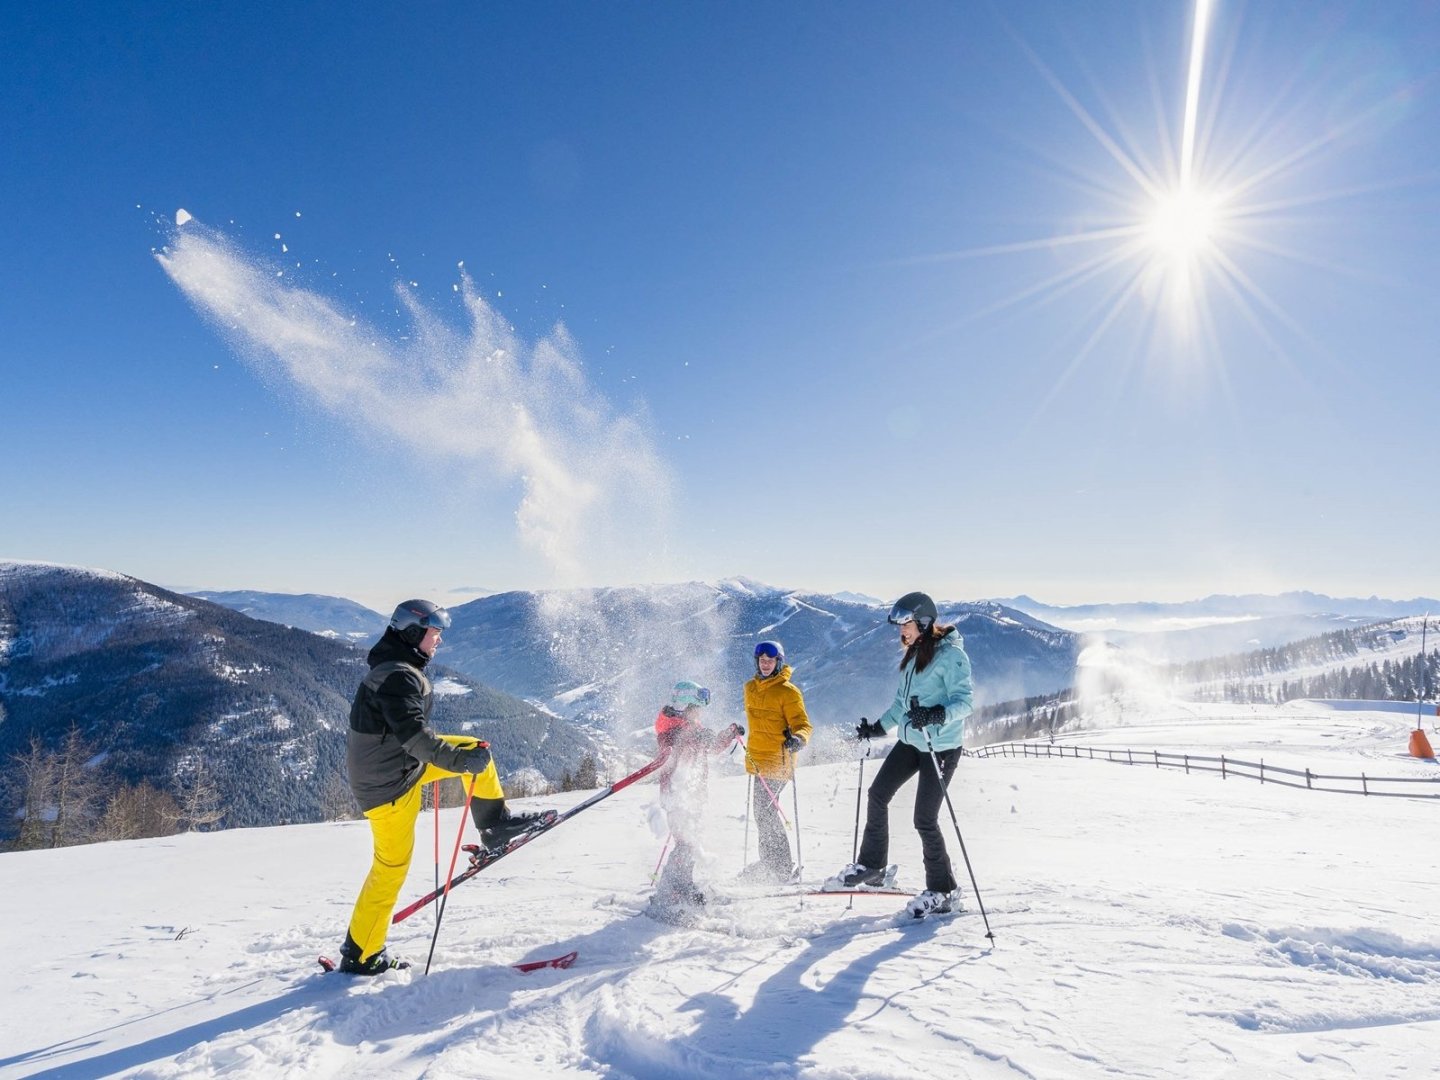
[[512, 949, 579, 973], [317, 956, 336, 973]]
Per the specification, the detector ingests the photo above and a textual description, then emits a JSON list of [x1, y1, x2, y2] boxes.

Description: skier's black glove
[[906, 696, 947, 728], [783, 734, 804, 753], [855, 718, 884, 740], [460, 742, 493, 773], [727, 723, 745, 738]]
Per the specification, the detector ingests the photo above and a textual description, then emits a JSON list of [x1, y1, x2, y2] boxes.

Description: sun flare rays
[[906, 0, 1418, 391]]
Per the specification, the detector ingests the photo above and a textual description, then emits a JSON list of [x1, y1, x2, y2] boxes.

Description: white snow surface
[[3, 702, 1438, 1079]]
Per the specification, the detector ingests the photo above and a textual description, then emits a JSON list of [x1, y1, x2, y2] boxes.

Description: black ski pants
[[856, 739, 961, 893], [752, 774, 793, 874]]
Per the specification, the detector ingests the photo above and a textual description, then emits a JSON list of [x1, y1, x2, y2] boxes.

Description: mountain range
[[431, 579, 1080, 727], [0, 563, 597, 838]]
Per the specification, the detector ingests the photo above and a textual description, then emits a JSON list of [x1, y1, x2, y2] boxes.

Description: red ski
[[512, 950, 579, 973], [392, 752, 670, 924]]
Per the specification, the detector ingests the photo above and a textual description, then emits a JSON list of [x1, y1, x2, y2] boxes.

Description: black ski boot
[[479, 807, 559, 852], [337, 933, 410, 976]]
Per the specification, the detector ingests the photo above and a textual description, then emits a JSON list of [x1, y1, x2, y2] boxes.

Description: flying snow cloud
[[155, 216, 672, 587]]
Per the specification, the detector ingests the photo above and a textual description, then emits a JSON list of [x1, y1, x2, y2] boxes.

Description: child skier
[[650, 680, 742, 917]]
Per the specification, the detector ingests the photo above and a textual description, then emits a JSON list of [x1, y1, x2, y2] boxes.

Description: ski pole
[[738, 738, 790, 825], [741, 774, 752, 872], [919, 721, 994, 941], [651, 834, 672, 883], [425, 772, 479, 975], [852, 740, 871, 863], [784, 731, 803, 878], [432, 780, 441, 902], [849, 740, 871, 912]]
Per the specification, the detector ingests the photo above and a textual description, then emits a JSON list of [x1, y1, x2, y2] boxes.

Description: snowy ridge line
[[967, 741, 1440, 799]]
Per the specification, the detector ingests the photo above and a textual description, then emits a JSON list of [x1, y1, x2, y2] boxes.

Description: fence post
[[1362, 773, 1368, 796], [1260, 759, 1264, 785], [1221, 755, 1227, 779], [1127, 749, 1133, 766], [1154, 750, 1160, 769], [1184, 754, 1189, 774], [1305, 768, 1312, 789]]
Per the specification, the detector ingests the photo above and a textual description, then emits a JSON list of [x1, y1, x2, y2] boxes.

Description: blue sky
[[3, 1, 1438, 613]]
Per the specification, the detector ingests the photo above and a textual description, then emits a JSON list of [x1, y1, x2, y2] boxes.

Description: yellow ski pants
[[346, 735, 504, 961]]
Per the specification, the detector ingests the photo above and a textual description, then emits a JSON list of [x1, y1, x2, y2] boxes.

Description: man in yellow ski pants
[[340, 600, 549, 975]]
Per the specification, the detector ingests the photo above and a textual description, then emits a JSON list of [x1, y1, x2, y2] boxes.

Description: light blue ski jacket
[[875, 628, 973, 752]]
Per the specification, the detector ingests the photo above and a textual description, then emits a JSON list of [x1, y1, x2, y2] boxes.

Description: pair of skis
[[321, 752, 667, 977]]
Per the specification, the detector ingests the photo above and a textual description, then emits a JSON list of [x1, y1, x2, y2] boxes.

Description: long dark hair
[[901, 624, 955, 673]]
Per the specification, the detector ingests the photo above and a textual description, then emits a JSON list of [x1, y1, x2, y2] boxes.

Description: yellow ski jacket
[[742, 664, 811, 780]]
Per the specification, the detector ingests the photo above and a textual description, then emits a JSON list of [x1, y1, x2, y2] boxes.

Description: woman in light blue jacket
[[827, 591, 973, 917]]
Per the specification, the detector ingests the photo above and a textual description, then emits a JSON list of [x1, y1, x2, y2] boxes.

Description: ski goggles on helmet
[[754, 641, 783, 659]]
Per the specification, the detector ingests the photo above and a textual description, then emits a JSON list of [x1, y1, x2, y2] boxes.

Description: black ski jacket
[[345, 629, 489, 812]]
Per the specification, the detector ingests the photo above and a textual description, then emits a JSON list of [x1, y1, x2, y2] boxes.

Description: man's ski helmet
[[887, 591, 938, 632], [389, 599, 452, 646], [670, 680, 711, 710], [754, 640, 785, 674]]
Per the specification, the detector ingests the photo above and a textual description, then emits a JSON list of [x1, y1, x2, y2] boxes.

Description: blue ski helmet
[[390, 599, 452, 646], [754, 640, 785, 675], [670, 680, 711, 710], [887, 592, 937, 632]]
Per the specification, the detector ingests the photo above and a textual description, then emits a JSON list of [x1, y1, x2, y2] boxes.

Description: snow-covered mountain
[[435, 580, 1080, 728], [187, 590, 387, 641], [3, 700, 1434, 1077], [999, 590, 1438, 630], [994, 592, 1438, 664], [0, 562, 599, 837]]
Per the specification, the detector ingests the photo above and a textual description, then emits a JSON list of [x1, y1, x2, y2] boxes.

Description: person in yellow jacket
[[741, 640, 811, 881]]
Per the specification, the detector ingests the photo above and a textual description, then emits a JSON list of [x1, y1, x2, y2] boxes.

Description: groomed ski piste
[[3, 700, 1437, 1079]]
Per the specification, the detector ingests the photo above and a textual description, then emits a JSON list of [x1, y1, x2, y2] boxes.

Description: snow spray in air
[[155, 215, 732, 732]]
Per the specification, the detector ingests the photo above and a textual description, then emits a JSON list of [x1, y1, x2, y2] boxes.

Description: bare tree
[[50, 725, 106, 848], [503, 767, 553, 799], [95, 781, 182, 842], [10, 736, 56, 851], [167, 759, 226, 832]]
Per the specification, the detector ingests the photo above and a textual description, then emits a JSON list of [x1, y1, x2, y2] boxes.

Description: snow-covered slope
[[3, 701, 1436, 1078]]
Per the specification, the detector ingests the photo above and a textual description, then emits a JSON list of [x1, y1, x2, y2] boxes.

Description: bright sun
[[1145, 186, 1219, 262]]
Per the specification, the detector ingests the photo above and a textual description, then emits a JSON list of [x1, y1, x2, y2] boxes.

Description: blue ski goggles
[[754, 641, 783, 659]]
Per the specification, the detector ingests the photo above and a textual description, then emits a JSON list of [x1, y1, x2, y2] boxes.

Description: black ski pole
[[850, 738, 871, 912], [916, 707, 994, 941], [852, 741, 870, 864]]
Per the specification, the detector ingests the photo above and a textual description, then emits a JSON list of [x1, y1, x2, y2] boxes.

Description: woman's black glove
[[783, 733, 804, 753], [855, 717, 884, 740], [906, 697, 947, 728]]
